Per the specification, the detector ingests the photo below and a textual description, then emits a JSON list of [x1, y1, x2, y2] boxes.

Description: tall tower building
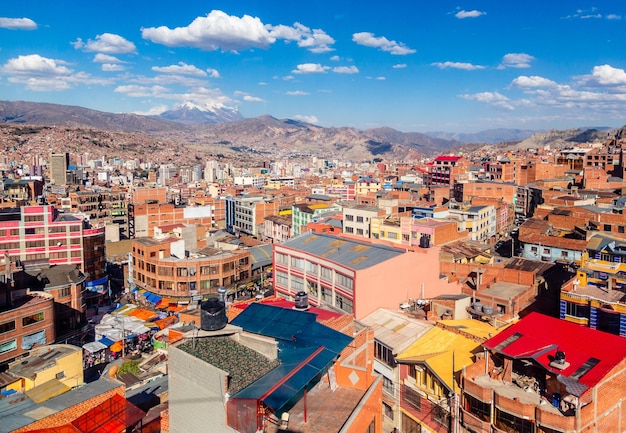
[[49, 152, 69, 185]]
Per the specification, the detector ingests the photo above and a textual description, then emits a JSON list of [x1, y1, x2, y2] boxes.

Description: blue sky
[[1, 1, 626, 132]]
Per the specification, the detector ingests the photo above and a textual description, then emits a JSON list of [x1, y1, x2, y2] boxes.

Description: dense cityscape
[[3, 1, 626, 432], [0, 113, 625, 433]]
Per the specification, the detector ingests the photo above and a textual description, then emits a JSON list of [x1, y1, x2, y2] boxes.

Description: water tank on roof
[[473, 302, 483, 313], [419, 234, 431, 249], [200, 298, 227, 331], [217, 286, 227, 303], [294, 291, 309, 310], [483, 305, 494, 315]]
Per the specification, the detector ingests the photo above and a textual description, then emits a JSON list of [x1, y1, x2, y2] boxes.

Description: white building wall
[[169, 344, 235, 433]]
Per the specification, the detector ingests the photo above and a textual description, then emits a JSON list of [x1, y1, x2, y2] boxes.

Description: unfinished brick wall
[[13, 386, 125, 432]]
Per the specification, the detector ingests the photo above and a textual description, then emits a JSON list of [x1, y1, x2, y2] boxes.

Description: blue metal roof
[[230, 303, 352, 413]]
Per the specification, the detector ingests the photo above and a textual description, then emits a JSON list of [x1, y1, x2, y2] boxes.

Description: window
[[383, 402, 394, 420], [356, 216, 364, 223], [374, 341, 395, 367], [335, 294, 353, 314], [321, 286, 332, 303], [432, 404, 449, 427], [345, 214, 354, 221], [356, 228, 363, 235], [58, 287, 71, 298], [561, 251, 569, 258], [321, 266, 332, 280], [0, 320, 16, 334], [275, 253, 288, 265], [388, 232, 398, 240], [566, 302, 590, 319], [290, 257, 304, 269], [23, 312, 44, 327], [56, 371, 65, 379], [0, 339, 17, 355], [305, 261, 318, 274], [402, 413, 421, 433], [402, 386, 422, 411], [382, 376, 395, 395], [345, 227, 354, 234]]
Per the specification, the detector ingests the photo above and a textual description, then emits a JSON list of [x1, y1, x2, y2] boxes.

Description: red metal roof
[[484, 312, 626, 393], [434, 155, 462, 162]]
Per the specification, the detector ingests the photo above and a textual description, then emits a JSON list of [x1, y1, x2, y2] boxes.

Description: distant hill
[[0, 100, 188, 134], [1, 100, 622, 162], [425, 128, 538, 144]]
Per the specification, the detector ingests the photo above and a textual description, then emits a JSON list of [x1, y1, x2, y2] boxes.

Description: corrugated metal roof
[[281, 232, 404, 270], [397, 325, 484, 392], [359, 309, 432, 353], [26, 379, 70, 404], [230, 303, 352, 413], [484, 312, 626, 396]]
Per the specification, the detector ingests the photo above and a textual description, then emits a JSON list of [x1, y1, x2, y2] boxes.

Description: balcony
[[464, 373, 579, 430]]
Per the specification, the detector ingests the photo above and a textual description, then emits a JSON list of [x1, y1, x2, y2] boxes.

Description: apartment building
[[291, 202, 342, 236], [448, 205, 496, 242], [131, 235, 251, 303], [461, 312, 626, 433], [342, 204, 383, 238], [263, 214, 292, 243], [273, 232, 460, 319], [0, 291, 55, 365], [169, 302, 382, 433], [0, 205, 106, 283], [560, 233, 626, 334]]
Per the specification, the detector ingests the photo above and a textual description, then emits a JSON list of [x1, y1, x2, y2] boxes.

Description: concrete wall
[[169, 345, 235, 433], [235, 332, 278, 361]]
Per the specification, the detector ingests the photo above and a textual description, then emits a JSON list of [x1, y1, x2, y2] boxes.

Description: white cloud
[[1, 54, 71, 77], [330, 55, 341, 61], [455, 10, 486, 19], [460, 91, 515, 110], [142, 10, 274, 52], [93, 53, 123, 63], [292, 63, 329, 74], [498, 53, 535, 69], [258, 81, 267, 86], [115, 84, 235, 109], [207, 68, 220, 78], [333, 65, 359, 74], [606, 14, 622, 20], [0, 54, 112, 91], [152, 62, 208, 77], [101, 63, 125, 72], [72, 33, 137, 54], [375, 76, 386, 81], [114, 84, 169, 98], [0, 17, 37, 30], [268, 22, 335, 53], [282, 75, 294, 80], [431, 61, 485, 70], [132, 105, 168, 116], [352, 32, 416, 55], [243, 95, 264, 102], [577, 64, 626, 87], [393, 63, 407, 69], [292, 114, 318, 124], [287, 90, 309, 96], [511, 75, 558, 88]]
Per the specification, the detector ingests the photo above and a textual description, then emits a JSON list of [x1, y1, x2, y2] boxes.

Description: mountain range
[[0, 100, 621, 163]]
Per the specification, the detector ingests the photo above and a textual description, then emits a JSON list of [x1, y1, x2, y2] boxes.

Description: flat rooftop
[[264, 380, 365, 433]]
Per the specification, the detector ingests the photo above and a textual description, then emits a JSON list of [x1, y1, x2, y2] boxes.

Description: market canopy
[[83, 341, 107, 353]]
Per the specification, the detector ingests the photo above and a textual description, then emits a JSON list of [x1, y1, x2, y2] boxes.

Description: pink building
[[273, 233, 460, 319]]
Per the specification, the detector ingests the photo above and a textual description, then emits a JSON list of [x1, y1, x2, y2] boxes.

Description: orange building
[[131, 202, 223, 238], [131, 236, 251, 302]]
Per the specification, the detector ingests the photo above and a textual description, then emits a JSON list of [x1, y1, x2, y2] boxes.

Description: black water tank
[[419, 234, 431, 248], [294, 291, 309, 310], [200, 298, 227, 331]]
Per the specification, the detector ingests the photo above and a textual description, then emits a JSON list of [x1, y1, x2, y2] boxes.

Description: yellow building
[[6, 344, 83, 392], [395, 320, 500, 433], [561, 233, 626, 335]]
